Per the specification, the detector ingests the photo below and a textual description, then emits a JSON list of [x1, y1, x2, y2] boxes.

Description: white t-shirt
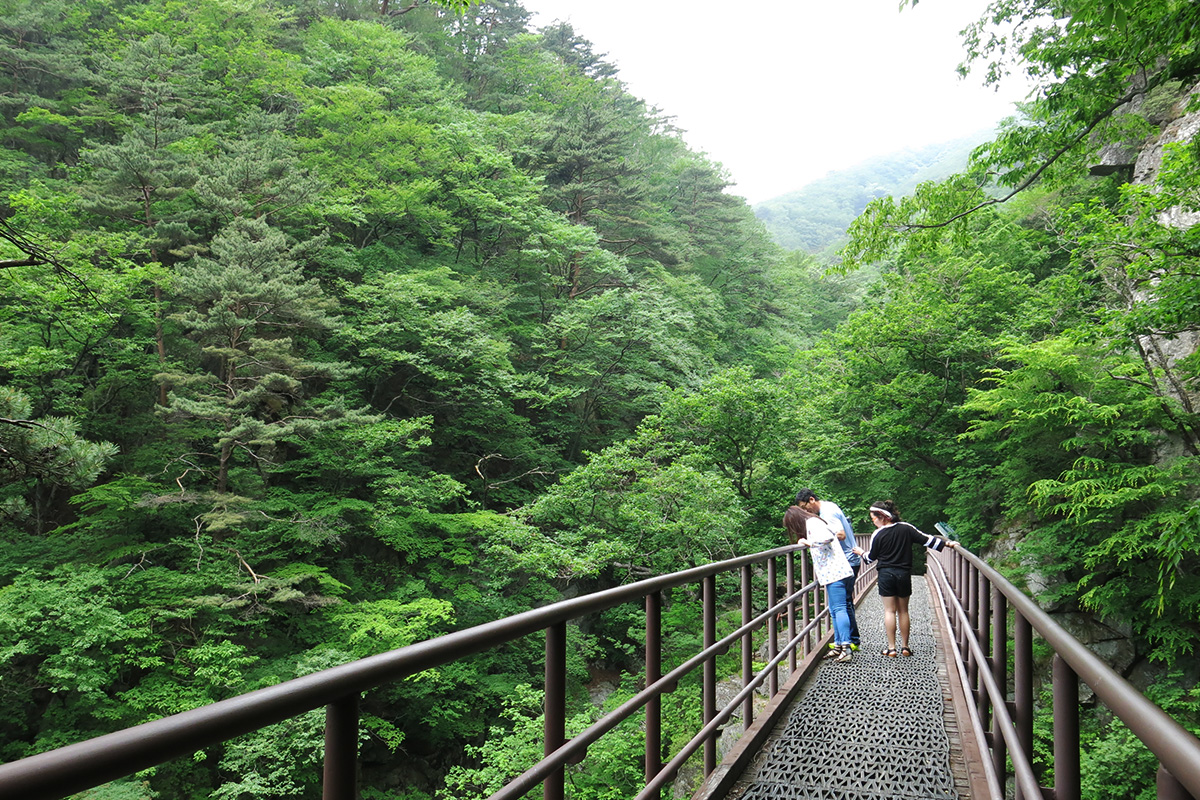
[[805, 517, 854, 585]]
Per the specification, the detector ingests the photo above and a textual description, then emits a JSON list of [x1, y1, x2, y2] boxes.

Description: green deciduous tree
[[536, 287, 704, 461], [519, 416, 746, 579], [659, 367, 788, 504], [339, 263, 551, 505]]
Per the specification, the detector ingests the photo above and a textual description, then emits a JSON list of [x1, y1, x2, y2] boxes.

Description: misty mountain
[[753, 129, 994, 254]]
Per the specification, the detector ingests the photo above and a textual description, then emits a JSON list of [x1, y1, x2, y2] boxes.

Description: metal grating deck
[[730, 579, 961, 800]]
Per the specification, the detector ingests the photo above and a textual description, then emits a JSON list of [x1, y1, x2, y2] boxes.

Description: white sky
[[521, 0, 1031, 204]]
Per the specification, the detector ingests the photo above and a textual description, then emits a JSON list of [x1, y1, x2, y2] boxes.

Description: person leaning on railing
[[784, 504, 857, 663], [851, 499, 958, 658], [794, 488, 861, 651]]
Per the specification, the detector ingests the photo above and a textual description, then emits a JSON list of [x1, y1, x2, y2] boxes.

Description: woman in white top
[[784, 505, 855, 662]]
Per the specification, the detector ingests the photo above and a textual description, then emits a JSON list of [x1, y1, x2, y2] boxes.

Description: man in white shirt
[[795, 488, 861, 650]]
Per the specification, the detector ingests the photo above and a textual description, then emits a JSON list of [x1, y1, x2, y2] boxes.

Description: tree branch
[[0, 257, 46, 268]]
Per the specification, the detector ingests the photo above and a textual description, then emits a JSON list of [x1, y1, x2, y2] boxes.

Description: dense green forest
[[1, 0, 1198, 798]]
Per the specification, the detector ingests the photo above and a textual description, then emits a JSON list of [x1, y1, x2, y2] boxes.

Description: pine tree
[[160, 216, 358, 495], [0, 387, 116, 533], [80, 33, 213, 404]]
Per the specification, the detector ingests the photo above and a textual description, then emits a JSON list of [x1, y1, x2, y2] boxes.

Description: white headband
[[869, 506, 894, 519]]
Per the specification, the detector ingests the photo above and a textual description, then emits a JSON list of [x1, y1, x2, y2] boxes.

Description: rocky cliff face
[[1131, 79, 1200, 193], [1093, 78, 1200, 415], [1130, 79, 1200, 418]]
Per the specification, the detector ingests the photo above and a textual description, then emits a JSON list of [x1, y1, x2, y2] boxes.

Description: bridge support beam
[[991, 585, 1008, 787], [767, 558, 779, 697], [786, 552, 797, 671], [976, 568, 990, 727], [741, 565, 754, 732], [703, 575, 717, 776]]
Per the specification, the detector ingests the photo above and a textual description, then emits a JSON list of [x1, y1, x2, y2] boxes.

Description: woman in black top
[[852, 499, 957, 657]]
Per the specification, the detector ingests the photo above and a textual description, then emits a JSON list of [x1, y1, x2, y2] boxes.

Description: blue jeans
[[846, 564, 860, 646], [825, 578, 852, 646]]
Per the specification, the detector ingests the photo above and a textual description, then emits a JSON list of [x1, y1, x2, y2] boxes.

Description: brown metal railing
[[929, 545, 1200, 800], [0, 544, 872, 800]]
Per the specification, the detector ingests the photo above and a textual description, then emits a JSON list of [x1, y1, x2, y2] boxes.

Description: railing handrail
[[488, 579, 826, 800], [0, 543, 815, 800], [926, 553, 1039, 800], [941, 545, 1200, 799]]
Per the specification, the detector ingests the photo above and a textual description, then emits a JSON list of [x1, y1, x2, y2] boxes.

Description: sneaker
[[833, 647, 853, 663], [849, 643, 859, 651], [822, 645, 843, 660]]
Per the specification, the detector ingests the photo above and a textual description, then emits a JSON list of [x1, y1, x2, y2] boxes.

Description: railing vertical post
[[703, 574, 717, 775], [959, 554, 969, 621], [801, 556, 812, 655], [813, 567, 824, 641], [544, 621, 567, 800], [787, 551, 798, 670], [322, 694, 358, 800], [645, 591, 662, 798], [958, 555, 967, 666], [991, 585, 1008, 790], [977, 567, 991, 727], [741, 564, 754, 731], [767, 557, 779, 697], [1157, 765, 1196, 800], [1014, 611, 1034, 800], [1053, 654, 1081, 800], [950, 554, 962, 634], [967, 559, 979, 689]]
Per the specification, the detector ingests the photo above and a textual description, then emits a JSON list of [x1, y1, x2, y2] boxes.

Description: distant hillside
[[753, 130, 994, 253]]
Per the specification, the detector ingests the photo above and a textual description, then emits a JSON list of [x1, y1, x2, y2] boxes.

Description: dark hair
[[794, 488, 818, 505], [783, 505, 816, 544], [868, 499, 902, 523]]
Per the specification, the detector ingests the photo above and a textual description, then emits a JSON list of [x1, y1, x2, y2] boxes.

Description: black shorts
[[877, 567, 912, 598]]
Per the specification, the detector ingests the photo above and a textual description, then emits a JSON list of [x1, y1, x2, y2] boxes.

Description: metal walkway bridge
[[723, 580, 971, 800], [2, 544, 1199, 800]]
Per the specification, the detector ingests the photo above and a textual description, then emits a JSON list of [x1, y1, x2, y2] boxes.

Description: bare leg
[[881, 596, 898, 651], [897, 596, 911, 650]]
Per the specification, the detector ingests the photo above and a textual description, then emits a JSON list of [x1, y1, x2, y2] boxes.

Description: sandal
[[881, 648, 897, 658], [900, 647, 913, 657]]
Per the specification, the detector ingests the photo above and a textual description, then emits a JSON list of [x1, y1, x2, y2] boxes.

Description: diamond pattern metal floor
[[732, 579, 960, 800]]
